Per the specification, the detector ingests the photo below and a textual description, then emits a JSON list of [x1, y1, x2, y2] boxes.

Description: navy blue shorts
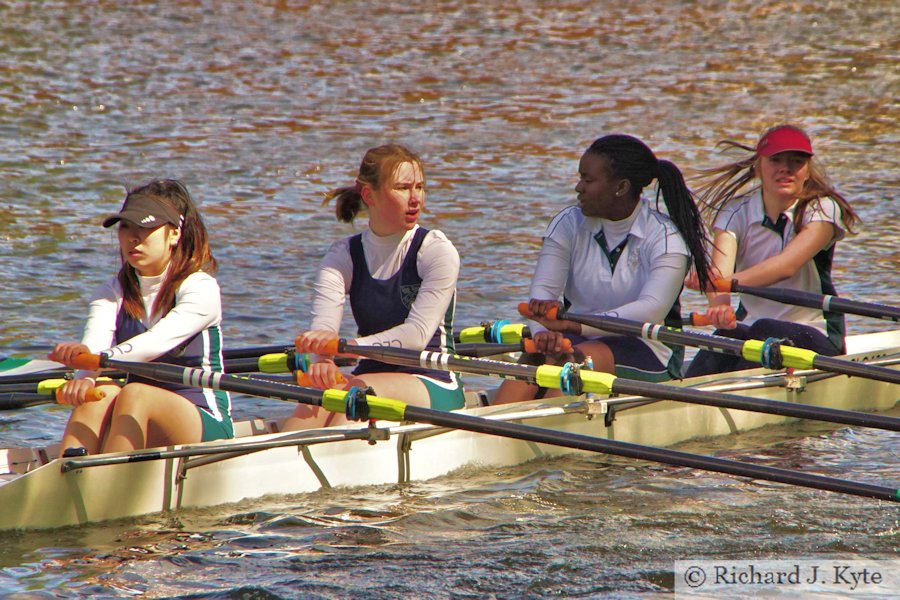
[[566, 334, 671, 382]]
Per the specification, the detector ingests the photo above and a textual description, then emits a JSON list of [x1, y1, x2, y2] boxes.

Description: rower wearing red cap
[[684, 125, 860, 376]]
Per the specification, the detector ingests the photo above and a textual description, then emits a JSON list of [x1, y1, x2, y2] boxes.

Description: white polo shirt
[[714, 190, 846, 341], [529, 199, 690, 365]]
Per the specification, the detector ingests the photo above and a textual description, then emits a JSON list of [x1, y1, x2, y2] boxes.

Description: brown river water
[[0, 1, 897, 598]]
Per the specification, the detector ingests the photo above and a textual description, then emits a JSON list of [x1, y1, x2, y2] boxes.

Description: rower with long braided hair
[[494, 134, 712, 404]]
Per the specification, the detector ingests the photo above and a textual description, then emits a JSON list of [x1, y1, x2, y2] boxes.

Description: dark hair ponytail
[[656, 159, 713, 293], [587, 135, 712, 292]]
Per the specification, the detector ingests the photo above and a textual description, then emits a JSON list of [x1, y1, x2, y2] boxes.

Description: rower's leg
[[101, 383, 202, 452], [282, 404, 340, 430], [492, 379, 540, 404], [574, 340, 615, 373], [59, 388, 118, 456]]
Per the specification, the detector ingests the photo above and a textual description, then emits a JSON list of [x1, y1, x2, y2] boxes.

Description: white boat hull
[[1, 330, 898, 530]]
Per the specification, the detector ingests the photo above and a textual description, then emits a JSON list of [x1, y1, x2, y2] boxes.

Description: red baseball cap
[[756, 125, 814, 157]]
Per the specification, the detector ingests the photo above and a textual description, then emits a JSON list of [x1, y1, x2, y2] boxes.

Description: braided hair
[[586, 134, 713, 292]]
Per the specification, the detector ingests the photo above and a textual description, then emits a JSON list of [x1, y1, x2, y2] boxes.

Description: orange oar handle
[[68, 354, 103, 370], [517, 302, 560, 320], [713, 277, 736, 293], [55, 386, 106, 404], [295, 336, 346, 356], [295, 370, 347, 387], [521, 337, 572, 353], [689, 307, 737, 327], [689, 312, 713, 327]]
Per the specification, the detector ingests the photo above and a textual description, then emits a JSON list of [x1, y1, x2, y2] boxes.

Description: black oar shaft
[[0, 393, 55, 410], [342, 344, 537, 381], [812, 355, 893, 381], [346, 345, 900, 432], [100, 359, 324, 407], [559, 311, 748, 354], [455, 342, 525, 357], [558, 311, 900, 385], [403, 405, 899, 502], [222, 345, 291, 360], [610, 379, 900, 432], [223, 355, 290, 373], [733, 283, 900, 322], [0, 369, 70, 385], [93, 355, 900, 503]]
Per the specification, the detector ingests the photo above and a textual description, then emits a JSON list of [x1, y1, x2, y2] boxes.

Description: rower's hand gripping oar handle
[[295, 336, 350, 357], [714, 278, 737, 293], [687, 311, 738, 327], [55, 386, 106, 404], [295, 370, 347, 387], [518, 302, 560, 320], [292, 337, 350, 387], [47, 354, 108, 403]]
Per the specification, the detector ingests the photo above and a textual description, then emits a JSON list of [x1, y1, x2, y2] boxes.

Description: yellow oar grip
[[257, 353, 289, 373], [779, 346, 818, 369], [534, 365, 615, 395], [458, 323, 527, 344], [321, 389, 407, 422], [38, 377, 116, 395], [36, 379, 69, 394], [534, 364, 563, 389], [579, 370, 617, 395], [742, 340, 817, 369]]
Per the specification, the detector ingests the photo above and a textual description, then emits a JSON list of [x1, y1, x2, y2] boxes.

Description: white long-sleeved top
[[528, 199, 689, 364], [310, 225, 460, 349], [78, 270, 223, 375]]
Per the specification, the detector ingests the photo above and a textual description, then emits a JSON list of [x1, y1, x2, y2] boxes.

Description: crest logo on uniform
[[627, 243, 641, 273], [400, 284, 420, 309]]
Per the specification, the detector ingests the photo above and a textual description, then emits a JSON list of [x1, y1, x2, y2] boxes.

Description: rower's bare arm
[[732, 221, 836, 287]]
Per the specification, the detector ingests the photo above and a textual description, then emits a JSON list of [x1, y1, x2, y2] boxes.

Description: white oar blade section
[[0, 359, 67, 379]]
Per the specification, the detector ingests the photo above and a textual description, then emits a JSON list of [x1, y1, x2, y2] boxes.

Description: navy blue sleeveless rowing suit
[[114, 307, 233, 439], [348, 227, 456, 383]]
